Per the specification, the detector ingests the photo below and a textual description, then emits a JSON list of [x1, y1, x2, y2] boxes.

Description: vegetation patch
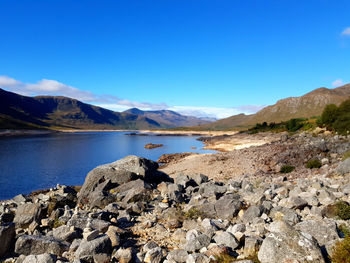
[[248, 118, 317, 134], [184, 207, 205, 220], [280, 165, 295, 173], [339, 224, 350, 238], [306, 159, 322, 169], [331, 236, 350, 263], [318, 99, 350, 135], [336, 201, 350, 220]]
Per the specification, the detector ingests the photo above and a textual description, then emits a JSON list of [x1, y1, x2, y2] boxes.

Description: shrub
[[339, 224, 350, 238], [184, 207, 204, 219], [331, 236, 350, 263], [53, 218, 65, 228], [306, 159, 322, 169], [286, 118, 304, 132], [320, 104, 339, 128], [280, 165, 295, 173], [336, 201, 350, 220]]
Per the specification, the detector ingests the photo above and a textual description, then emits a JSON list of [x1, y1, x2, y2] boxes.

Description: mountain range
[[0, 88, 211, 130], [195, 83, 350, 130]]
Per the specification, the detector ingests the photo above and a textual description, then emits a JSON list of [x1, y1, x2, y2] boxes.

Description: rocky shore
[[1, 133, 350, 262]]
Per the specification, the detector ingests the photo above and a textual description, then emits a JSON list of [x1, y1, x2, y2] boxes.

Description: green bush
[[331, 236, 350, 263], [339, 224, 350, 238], [280, 165, 295, 173], [336, 201, 350, 220], [285, 118, 304, 132], [306, 159, 322, 169], [318, 99, 350, 135], [184, 207, 204, 219]]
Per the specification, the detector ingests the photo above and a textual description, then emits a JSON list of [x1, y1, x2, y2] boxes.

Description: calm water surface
[[0, 131, 214, 200]]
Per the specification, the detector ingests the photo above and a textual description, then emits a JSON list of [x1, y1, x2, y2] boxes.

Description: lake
[[0, 131, 214, 200]]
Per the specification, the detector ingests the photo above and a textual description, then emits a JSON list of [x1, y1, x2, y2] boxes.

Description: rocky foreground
[[1, 134, 350, 262]]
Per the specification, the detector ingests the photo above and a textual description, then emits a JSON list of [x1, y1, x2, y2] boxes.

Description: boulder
[[258, 228, 325, 263], [0, 223, 15, 258], [115, 179, 152, 203], [113, 247, 132, 263], [215, 194, 242, 220], [295, 219, 339, 256], [144, 247, 164, 263], [22, 253, 57, 263], [78, 155, 158, 206], [336, 158, 350, 175], [14, 203, 42, 228], [213, 232, 239, 250], [167, 249, 188, 263], [52, 225, 81, 242], [185, 234, 211, 252], [15, 235, 68, 256], [74, 235, 112, 262], [242, 205, 263, 223], [186, 253, 210, 263]]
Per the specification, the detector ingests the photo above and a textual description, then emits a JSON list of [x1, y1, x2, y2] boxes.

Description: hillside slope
[[200, 84, 350, 130]]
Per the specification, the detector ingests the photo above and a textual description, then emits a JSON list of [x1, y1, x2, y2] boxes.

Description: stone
[[22, 253, 57, 263], [83, 228, 100, 241], [13, 194, 27, 203], [15, 235, 68, 256], [115, 179, 152, 203], [78, 156, 158, 206], [75, 235, 112, 262], [213, 232, 239, 250], [67, 216, 110, 232], [191, 174, 209, 185], [144, 247, 164, 263], [244, 236, 262, 256], [199, 182, 227, 198], [53, 225, 80, 242], [242, 205, 263, 223], [167, 249, 188, 263], [113, 247, 132, 263], [14, 203, 42, 228], [336, 158, 350, 175], [257, 228, 325, 263], [295, 219, 339, 256], [214, 194, 242, 220], [185, 234, 211, 252], [0, 223, 15, 258], [106, 226, 120, 247], [186, 253, 210, 263]]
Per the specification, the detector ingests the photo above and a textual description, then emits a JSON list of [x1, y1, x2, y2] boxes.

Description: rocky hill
[[0, 89, 211, 130], [1, 133, 350, 262], [201, 83, 350, 130], [124, 108, 212, 128]]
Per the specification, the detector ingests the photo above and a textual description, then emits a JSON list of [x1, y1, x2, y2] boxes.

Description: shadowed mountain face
[[199, 84, 350, 130], [0, 89, 210, 130], [123, 108, 212, 128]]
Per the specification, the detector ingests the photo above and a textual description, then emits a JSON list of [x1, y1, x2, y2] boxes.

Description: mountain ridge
[[0, 89, 211, 130]]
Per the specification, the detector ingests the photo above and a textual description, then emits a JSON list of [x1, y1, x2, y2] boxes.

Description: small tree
[[320, 104, 338, 128]]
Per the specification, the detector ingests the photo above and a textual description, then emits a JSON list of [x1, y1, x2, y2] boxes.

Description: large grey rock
[[144, 247, 164, 263], [185, 234, 211, 252], [0, 223, 15, 258], [258, 228, 325, 263], [186, 253, 210, 263], [74, 235, 112, 262], [115, 179, 152, 203], [336, 158, 350, 175], [295, 219, 339, 256], [167, 249, 188, 263], [15, 235, 68, 256], [213, 232, 239, 250], [78, 156, 158, 206], [22, 253, 57, 263], [14, 203, 42, 228], [242, 205, 263, 223], [215, 194, 242, 220], [199, 182, 227, 198], [52, 225, 81, 242]]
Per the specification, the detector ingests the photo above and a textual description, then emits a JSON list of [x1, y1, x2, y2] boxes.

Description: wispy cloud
[[332, 79, 344, 87], [0, 75, 263, 119], [341, 27, 350, 37]]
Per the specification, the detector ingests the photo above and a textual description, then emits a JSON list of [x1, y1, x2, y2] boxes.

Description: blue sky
[[0, 0, 349, 119]]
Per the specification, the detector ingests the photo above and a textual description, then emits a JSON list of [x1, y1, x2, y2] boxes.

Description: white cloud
[[341, 27, 350, 36], [0, 75, 264, 119], [332, 79, 344, 87]]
